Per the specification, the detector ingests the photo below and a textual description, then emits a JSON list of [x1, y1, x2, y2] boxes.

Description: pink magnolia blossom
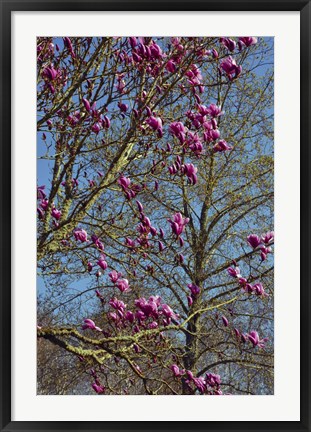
[[171, 364, 185, 377], [220, 37, 236, 52], [205, 372, 221, 387], [158, 241, 165, 252], [135, 297, 158, 318], [82, 98, 91, 112], [150, 42, 163, 59], [185, 64, 203, 85], [188, 284, 201, 297], [247, 234, 262, 249], [92, 382, 105, 394], [42, 65, 59, 81], [118, 102, 128, 113], [146, 116, 163, 137], [125, 310, 134, 323], [37, 185, 46, 199], [166, 59, 176, 73], [109, 270, 121, 283], [161, 303, 179, 322], [239, 37, 258, 47], [253, 283, 268, 297], [51, 208, 61, 220], [125, 237, 136, 248], [91, 235, 104, 251], [183, 163, 198, 185], [116, 278, 130, 293], [227, 266, 241, 278], [193, 377, 206, 393], [97, 255, 108, 271], [91, 122, 102, 134], [128, 37, 137, 49], [82, 319, 102, 332], [211, 48, 219, 58], [261, 231, 274, 244], [168, 212, 189, 237], [109, 297, 126, 314], [234, 328, 240, 338], [63, 37, 75, 57], [206, 103, 224, 118], [243, 283, 254, 294], [149, 321, 158, 329], [247, 331, 268, 348], [136, 200, 144, 212], [213, 140, 232, 153], [222, 315, 229, 327], [40, 199, 49, 210], [37, 208, 44, 219], [220, 56, 242, 80], [169, 121, 186, 143], [118, 175, 131, 189], [74, 228, 88, 242]]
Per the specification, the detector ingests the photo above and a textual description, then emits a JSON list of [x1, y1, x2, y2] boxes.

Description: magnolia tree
[[37, 36, 274, 395]]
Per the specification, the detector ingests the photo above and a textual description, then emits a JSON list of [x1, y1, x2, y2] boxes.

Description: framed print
[[1, 1, 310, 431]]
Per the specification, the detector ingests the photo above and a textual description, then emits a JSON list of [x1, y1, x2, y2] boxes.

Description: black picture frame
[[1, 1, 310, 431]]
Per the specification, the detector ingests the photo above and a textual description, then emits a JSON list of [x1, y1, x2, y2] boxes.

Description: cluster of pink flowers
[[37, 186, 62, 227], [97, 255, 108, 271], [225, 230, 274, 296], [187, 284, 201, 307], [74, 228, 88, 242], [91, 234, 104, 251], [168, 212, 189, 244], [90, 368, 105, 394], [137, 214, 156, 238], [136, 206, 158, 250], [247, 231, 274, 261], [104, 294, 178, 329], [37, 38, 55, 63], [239, 37, 258, 48], [218, 319, 269, 349], [183, 103, 232, 154], [89, 103, 111, 135], [115, 73, 126, 94], [122, 202, 165, 255], [185, 64, 204, 93], [118, 175, 141, 200], [82, 318, 102, 332], [128, 37, 165, 77], [41, 64, 67, 94], [220, 56, 242, 81], [220, 37, 237, 52], [185, 132, 204, 156], [171, 366, 223, 395], [234, 328, 268, 348], [227, 266, 269, 298], [62, 98, 111, 134], [63, 37, 76, 58], [220, 36, 257, 52], [169, 121, 187, 144], [146, 114, 163, 138], [72, 230, 109, 274], [165, 37, 186, 74], [109, 270, 130, 293], [118, 101, 128, 113], [168, 156, 198, 185]]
